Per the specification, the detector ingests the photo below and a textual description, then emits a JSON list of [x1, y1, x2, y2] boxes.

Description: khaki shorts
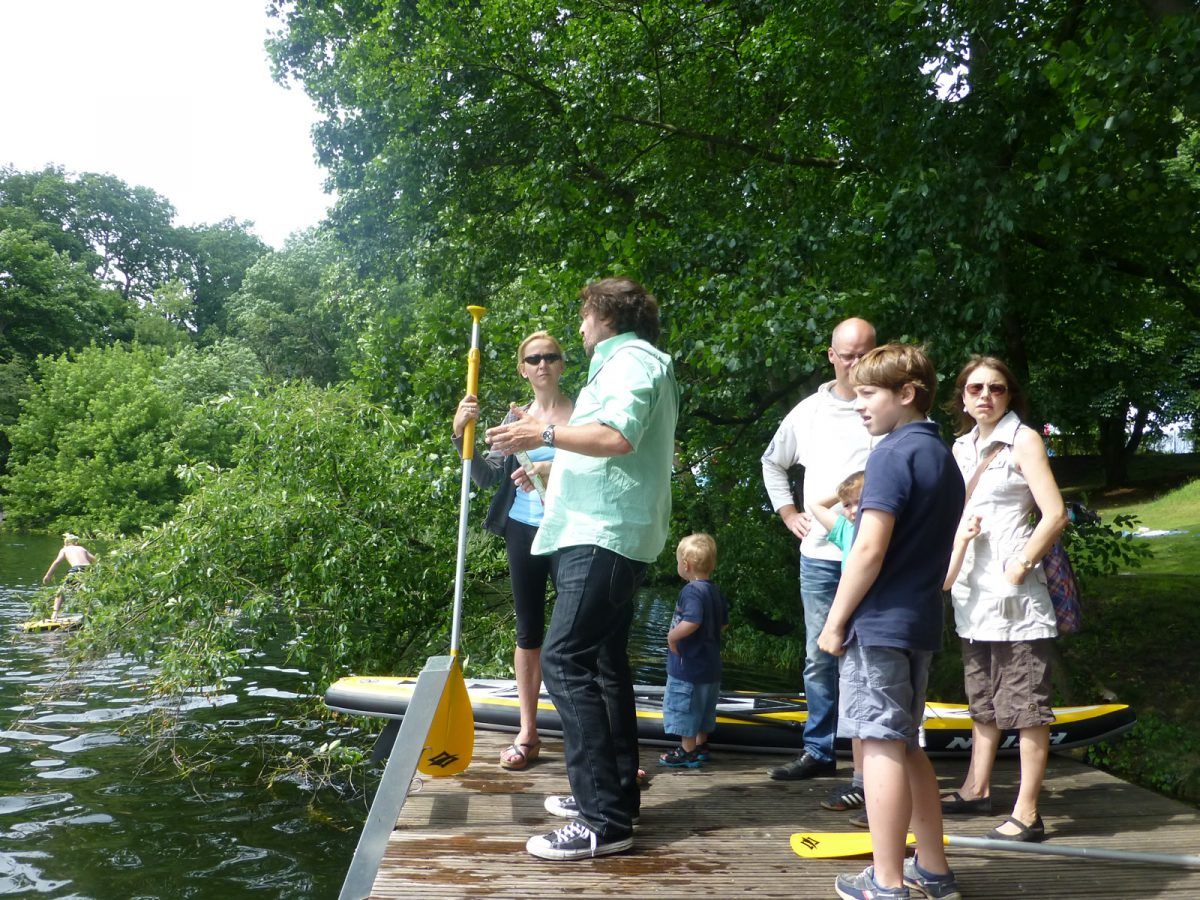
[[961, 638, 1054, 730]]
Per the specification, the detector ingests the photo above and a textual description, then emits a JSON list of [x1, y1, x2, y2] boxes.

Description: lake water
[[0, 532, 797, 897]]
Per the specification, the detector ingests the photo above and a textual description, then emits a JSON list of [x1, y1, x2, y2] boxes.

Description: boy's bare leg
[[862, 738, 910, 889], [958, 719, 1000, 799], [852, 737, 863, 779], [51, 591, 64, 620], [680, 735, 697, 752], [907, 745, 952, 874]]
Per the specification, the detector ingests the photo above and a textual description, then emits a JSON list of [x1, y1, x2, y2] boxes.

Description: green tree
[[1, 342, 259, 533], [270, 0, 1200, 492], [226, 230, 372, 384], [72, 384, 504, 689], [174, 218, 270, 338]]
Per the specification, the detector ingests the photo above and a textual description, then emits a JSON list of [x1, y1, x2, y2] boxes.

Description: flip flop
[[499, 740, 541, 770]]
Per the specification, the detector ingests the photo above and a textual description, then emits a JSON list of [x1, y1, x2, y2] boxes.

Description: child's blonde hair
[[836, 471, 865, 505], [677, 533, 717, 576], [851, 343, 938, 415]]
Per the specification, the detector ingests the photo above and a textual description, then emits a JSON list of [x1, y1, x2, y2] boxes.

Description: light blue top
[[827, 515, 855, 565], [531, 332, 679, 563], [508, 445, 555, 526]]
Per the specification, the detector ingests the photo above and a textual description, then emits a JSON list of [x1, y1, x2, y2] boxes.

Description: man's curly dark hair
[[578, 277, 660, 345]]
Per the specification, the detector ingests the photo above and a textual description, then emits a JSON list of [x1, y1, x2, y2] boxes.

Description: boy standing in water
[[42, 533, 96, 620], [660, 533, 729, 769], [817, 345, 964, 900]]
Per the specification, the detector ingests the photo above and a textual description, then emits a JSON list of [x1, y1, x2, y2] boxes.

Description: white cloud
[[0, 0, 332, 248]]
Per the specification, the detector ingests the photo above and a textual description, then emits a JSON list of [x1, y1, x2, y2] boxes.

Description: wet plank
[[367, 730, 1200, 898]]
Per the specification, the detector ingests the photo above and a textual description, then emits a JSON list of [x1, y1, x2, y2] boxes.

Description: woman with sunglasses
[[940, 355, 1068, 842], [453, 331, 573, 770]]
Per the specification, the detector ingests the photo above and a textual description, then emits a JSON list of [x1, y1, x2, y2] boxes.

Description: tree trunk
[[1098, 407, 1131, 487]]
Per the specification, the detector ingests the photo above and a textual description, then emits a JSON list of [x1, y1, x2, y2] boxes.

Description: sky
[[0, 1, 333, 248]]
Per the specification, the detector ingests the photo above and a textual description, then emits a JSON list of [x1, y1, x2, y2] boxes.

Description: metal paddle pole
[[337, 305, 485, 900]]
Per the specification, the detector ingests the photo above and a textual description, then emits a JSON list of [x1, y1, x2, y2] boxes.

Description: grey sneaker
[[835, 866, 909, 899], [821, 781, 866, 811], [903, 854, 961, 900], [526, 819, 633, 861]]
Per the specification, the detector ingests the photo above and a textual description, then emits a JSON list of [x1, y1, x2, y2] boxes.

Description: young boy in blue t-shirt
[[660, 533, 729, 769], [817, 344, 965, 900]]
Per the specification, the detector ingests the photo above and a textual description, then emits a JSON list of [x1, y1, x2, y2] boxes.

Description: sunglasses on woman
[[523, 353, 562, 365], [965, 382, 1008, 397]]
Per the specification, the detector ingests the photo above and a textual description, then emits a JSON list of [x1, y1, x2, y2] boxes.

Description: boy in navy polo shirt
[[660, 533, 729, 769], [817, 345, 965, 900]]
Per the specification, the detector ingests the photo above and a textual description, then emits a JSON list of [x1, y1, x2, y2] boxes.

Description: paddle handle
[[460, 305, 486, 459]]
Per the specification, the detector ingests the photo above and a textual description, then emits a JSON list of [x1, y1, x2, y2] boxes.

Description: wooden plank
[[364, 730, 1200, 898]]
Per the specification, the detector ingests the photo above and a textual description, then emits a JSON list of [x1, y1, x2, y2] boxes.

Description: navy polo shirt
[[848, 421, 964, 651]]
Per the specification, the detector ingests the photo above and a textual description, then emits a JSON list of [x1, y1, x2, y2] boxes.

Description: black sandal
[[986, 813, 1045, 842], [940, 790, 993, 814]]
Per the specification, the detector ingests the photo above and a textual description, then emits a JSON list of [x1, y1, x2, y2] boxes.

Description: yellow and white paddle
[[418, 304, 486, 777], [790, 830, 1200, 868]]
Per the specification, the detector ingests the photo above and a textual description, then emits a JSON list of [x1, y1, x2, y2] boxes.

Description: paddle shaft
[[451, 305, 486, 655], [948, 834, 1200, 869]]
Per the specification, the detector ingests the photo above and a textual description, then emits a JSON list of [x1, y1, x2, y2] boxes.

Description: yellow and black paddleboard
[[325, 675, 1136, 757], [20, 615, 84, 633]]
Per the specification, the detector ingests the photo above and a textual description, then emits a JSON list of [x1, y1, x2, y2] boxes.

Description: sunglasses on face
[[965, 382, 1008, 397], [523, 353, 562, 366]]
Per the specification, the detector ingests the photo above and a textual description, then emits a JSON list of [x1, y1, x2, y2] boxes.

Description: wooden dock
[[365, 730, 1200, 898]]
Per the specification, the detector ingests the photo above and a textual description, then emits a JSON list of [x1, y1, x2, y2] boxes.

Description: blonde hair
[[836, 471, 865, 505], [851, 343, 938, 415], [677, 533, 717, 576], [62, 532, 79, 544], [516, 331, 564, 365]]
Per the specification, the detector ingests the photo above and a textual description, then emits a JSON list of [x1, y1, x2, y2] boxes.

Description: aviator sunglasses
[[523, 352, 562, 366], [965, 382, 1008, 397]]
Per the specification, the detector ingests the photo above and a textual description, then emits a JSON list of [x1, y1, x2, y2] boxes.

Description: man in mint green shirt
[[487, 277, 678, 861]]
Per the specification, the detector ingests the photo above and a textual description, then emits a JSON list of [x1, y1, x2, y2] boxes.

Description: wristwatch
[[1016, 555, 1035, 571], [541, 424, 555, 448]]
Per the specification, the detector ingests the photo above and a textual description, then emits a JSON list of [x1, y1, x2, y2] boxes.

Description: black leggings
[[504, 517, 554, 650]]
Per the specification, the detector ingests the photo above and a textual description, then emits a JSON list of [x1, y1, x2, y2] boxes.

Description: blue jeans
[[800, 555, 842, 763], [542, 546, 648, 840]]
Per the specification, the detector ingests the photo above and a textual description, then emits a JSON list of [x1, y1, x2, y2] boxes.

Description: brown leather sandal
[[499, 740, 541, 770]]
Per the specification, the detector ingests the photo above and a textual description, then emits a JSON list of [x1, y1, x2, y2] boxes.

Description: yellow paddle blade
[[418, 661, 474, 777], [790, 831, 918, 859]]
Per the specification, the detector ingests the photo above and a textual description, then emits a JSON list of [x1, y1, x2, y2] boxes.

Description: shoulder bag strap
[[963, 443, 1005, 506]]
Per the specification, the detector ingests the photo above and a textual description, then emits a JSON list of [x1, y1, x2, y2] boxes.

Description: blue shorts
[[837, 644, 932, 750], [662, 675, 720, 738]]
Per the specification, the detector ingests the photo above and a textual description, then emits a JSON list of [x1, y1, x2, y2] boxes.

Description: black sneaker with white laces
[[526, 819, 633, 860], [544, 794, 581, 818], [544, 794, 640, 827]]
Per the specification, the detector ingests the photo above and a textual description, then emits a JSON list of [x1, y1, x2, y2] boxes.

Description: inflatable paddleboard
[[325, 676, 1135, 757], [20, 614, 84, 633]]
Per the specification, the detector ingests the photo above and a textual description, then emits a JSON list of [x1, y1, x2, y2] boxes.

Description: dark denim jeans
[[800, 554, 843, 763], [542, 545, 648, 840]]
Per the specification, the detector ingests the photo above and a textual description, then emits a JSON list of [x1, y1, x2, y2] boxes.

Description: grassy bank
[[1059, 460, 1200, 804]]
